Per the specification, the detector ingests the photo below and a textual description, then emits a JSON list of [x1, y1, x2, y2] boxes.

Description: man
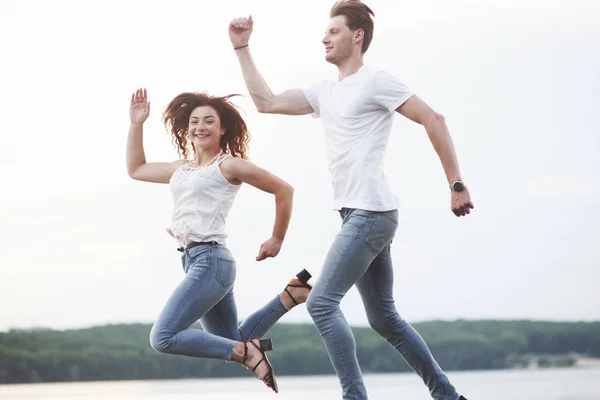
[[229, 1, 473, 399]]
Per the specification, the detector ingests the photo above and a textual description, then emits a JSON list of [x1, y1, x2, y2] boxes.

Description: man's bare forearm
[[234, 47, 275, 113], [424, 114, 463, 185]]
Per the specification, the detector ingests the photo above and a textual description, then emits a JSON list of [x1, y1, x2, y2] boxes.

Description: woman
[[126, 88, 311, 393]]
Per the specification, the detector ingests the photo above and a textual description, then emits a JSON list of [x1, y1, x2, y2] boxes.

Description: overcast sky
[[0, 0, 598, 332]]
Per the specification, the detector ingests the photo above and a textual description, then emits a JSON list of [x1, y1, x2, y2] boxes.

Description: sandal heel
[[296, 269, 312, 285], [259, 338, 273, 352]]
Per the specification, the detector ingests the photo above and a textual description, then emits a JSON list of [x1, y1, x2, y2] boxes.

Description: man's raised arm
[[229, 16, 313, 116]]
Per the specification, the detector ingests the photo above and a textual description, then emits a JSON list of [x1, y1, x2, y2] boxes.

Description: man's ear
[[354, 28, 364, 45]]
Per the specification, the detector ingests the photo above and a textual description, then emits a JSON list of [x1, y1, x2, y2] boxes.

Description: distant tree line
[[1, 320, 599, 384]]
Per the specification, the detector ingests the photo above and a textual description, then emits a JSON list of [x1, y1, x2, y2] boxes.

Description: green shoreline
[[2, 320, 599, 384]]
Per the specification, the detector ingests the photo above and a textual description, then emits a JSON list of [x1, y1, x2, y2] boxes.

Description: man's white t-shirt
[[302, 65, 413, 211]]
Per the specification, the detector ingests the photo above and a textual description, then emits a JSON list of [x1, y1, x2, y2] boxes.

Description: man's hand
[[451, 188, 474, 217], [256, 236, 283, 261], [229, 15, 253, 48]]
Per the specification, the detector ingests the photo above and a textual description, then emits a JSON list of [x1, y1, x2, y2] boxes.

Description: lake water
[[1, 368, 599, 399]]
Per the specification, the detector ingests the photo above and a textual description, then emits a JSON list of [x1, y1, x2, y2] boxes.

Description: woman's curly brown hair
[[162, 92, 250, 160]]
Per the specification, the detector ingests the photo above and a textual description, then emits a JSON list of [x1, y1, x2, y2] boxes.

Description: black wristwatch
[[450, 181, 466, 192]]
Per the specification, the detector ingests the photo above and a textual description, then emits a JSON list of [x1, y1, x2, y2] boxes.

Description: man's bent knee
[[306, 292, 339, 321], [367, 310, 404, 339]]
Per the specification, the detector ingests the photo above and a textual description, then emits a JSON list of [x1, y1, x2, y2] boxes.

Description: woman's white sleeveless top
[[167, 153, 241, 246]]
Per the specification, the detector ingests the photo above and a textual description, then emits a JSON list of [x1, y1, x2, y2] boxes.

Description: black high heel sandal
[[284, 269, 313, 306], [244, 338, 278, 393]]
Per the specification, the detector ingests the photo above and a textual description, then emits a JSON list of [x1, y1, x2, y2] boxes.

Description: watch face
[[453, 182, 465, 192]]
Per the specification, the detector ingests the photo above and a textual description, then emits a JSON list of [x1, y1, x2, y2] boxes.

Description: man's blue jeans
[[306, 208, 460, 400]]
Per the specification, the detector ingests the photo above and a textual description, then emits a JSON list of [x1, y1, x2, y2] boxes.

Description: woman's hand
[[130, 88, 150, 125], [256, 236, 283, 261]]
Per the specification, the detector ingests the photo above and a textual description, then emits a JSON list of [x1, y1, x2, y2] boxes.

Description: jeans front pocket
[[184, 255, 209, 279], [365, 211, 398, 254], [216, 257, 236, 288]]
